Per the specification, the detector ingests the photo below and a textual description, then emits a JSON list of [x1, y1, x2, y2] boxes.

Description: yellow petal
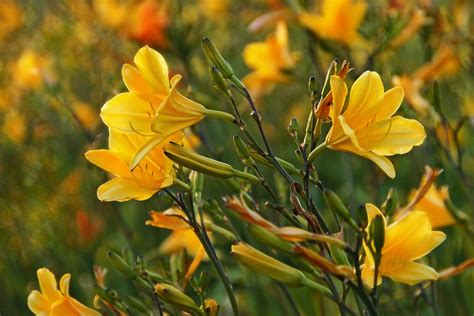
[[243, 42, 273, 70], [361, 262, 383, 288], [133, 46, 170, 93], [185, 245, 205, 279], [85, 150, 130, 178], [411, 231, 446, 261], [37, 268, 62, 302], [386, 260, 438, 285], [146, 210, 190, 230], [326, 75, 348, 144], [129, 134, 165, 170], [27, 290, 50, 314], [356, 151, 396, 178], [122, 64, 154, 95], [357, 116, 426, 156], [344, 71, 384, 122], [68, 297, 101, 316], [97, 177, 157, 202], [100, 92, 154, 134], [338, 115, 363, 150], [59, 274, 71, 296]]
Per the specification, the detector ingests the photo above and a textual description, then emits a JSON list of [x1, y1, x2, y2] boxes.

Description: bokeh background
[[1, 0, 473, 314]]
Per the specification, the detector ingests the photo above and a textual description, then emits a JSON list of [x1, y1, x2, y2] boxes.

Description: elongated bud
[[357, 205, 369, 228], [382, 190, 397, 217], [165, 143, 235, 178], [123, 295, 149, 314], [233, 135, 254, 167], [231, 242, 306, 286], [155, 283, 202, 314], [288, 117, 299, 136], [209, 66, 230, 94], [107, 251, 136, 278], [323, 190, 358, 230], [190, 170, 204, 193], [372, 215, 385, 260], [248, 148, 300, 175], [93, 285, 111, 303], [202, 37, 234, 78], [248, 225, 294, 254]]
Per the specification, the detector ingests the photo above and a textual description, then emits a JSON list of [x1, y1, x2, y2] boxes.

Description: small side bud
[[155, 283, 201, 314], [201, 37, 234, 79], [233, 135, 252, 164], [209, 66, 230, 94], [288, 117, 299, 137], [107, 251, 136, 278], [372, 215, 385, 265]]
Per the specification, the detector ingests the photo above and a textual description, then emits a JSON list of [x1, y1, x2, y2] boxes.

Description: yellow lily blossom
[[325, 71, 426, 178], [300, 0, 367, 44], [0, 0, 22, 40], [362, 204, 446, 287], [100, 46, 213, 169], [13, 50, 53, 90], [392, 44, 460, 115], [85, 129, 182, 202], [146, 207, 206, 278], [27, 268, 100, 316], [243, 21, 300, 97]]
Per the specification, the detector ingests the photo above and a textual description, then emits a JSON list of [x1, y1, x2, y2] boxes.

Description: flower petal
[[326, 75, 348, 144], [85, 150, 130, 178], [356, 151, 396, 178], [59, 274, 71, 296], [37, 268, 62, 303], [122, 64, 154, 96], [129, 134, 166, 170], [100, 92, 154, 134], [185, 245, 206, 279], [386, 260, 438, 285], [357, 116, 426, 156], [28, 290, 50, 314], [411, 231, 446, 261], [338, 115, 363, 150], [68, 297, 101, 316], [344, 71, 384, 122], [97, 177, 156, 202], [133, 46, 170, 93]]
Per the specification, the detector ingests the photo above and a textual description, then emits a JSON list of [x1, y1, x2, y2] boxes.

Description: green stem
[[172, 178, 191, 191], [308, 142, 327, 162], [301, 277, 333, 298], [233, 169, 260, 182]]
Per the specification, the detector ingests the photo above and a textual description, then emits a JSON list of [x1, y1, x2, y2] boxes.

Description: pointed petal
[[345, 71, 384, 122], [97, 177, 157, 202], [100, 92, 154, 134], [68, 297, 101, 316], [356, 151, 396, 178], [387, 261, 438, 285], [411, 231, 446, 260], [357, 116, 426, 156], [338, 115, 363, 150], [129, 135, 165, 170], [330, 75, 348, 122], [85, 150, 130, 178], [37, 268, 62, 302], [185, 245, 206, 279], [122, 64, 154, 95], [134, 46, 170, 93], [28, 291, 51, 314], [59, 274, 71, 296], [376, 87, 404, 119], [146, 210, 190, 230]]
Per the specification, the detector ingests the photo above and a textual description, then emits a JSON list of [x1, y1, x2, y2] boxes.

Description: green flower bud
[[323, 190, 358, 230], [155, 283, 202, 315], [248, 225, 294, 254], [107, 251, 136, 278], [209, 66, 230, 94]]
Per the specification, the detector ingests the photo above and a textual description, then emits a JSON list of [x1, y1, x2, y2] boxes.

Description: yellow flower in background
[[243, 21, 300, 97], [199, 0, 229, 17], [3, 110, 26, 143], [147, 207, 206, 278], [13, 50, 53, 90], [392, 44, 460, 115], [300, 0, 367, 44], [27, 268, 100, 316], [72, 101, 98, 131], [85, 129, 182, 202], [325, 71, 426, 178], [0, 0, 22, 40], [362, 204, 445, 287], [100, 46, 209, 169], [92, 0, 129, 28]]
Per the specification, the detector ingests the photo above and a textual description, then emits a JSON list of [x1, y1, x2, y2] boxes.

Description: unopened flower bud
[[155, 283, 202, 314], [209, 66, 230, 94], [233, 135, 253, 165], [231, 242, 305, 286], [248, 225, 294, 254], [288, 117, 299, 136], [308, 76, 317, 95], [372, 215, 385, 263], [107, 251, 136, 278], [323, 190, 358, 230]]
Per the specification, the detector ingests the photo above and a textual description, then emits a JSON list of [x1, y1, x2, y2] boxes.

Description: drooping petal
[[84, 150, 130, 178], [410, 231, 446, 261], [27, 290, 51, 314], [59, 274, 71, 296], [37, 268, 62, 303], [357, 116, 426, 156], [100, 92, 154, 134], [185, 245, 206, 279], [355, 151, 396, 178], [133, 45, 170, 93], [146, 210, 190, 230], [386, 260, 438, 285], [344, 71, 384, 122], [97, 177, 157, 202]]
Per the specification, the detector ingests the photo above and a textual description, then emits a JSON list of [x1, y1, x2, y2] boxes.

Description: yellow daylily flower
[[85, 129, 182, 202], [146, 207, 207, 278], [243, 21, 300, 97], [300, 0, 367, 44], [0, 0, 22, 40], [27, 268, 100, 316], [392, 44, 460, 115], [13, 50, 53, 90], [100, 46, 211, 169], [361, 204, 446, 287], [325, 71, 426, 178]]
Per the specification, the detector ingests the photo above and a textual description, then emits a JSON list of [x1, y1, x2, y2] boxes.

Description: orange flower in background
[[392, 44, 460, 115], [147, 207, 207, 278], [85, 129, 182, 202], [130, 0, 169, 47], [362, 204, 445, 287], [27, 268, 100, 316], [0, 0, 22, 40], [324, 71, 426, 178], [300, 0, 367, 44], [390, 9, 427, 48], [243, 21, 300, 98], [12, 50, 53, 90]]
